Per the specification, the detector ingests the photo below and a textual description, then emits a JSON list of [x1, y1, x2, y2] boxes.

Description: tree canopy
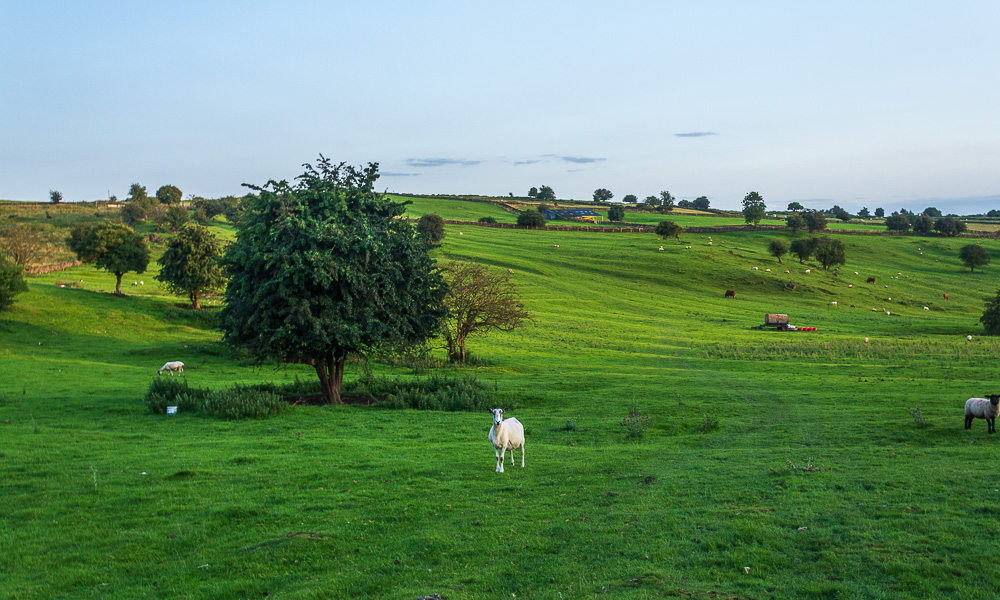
[[440, 260, 532, 362], [536, 185, 556, 201], [655, 220, 683, 241], [68, 223, 150, 295], [49, 190, 63, 204], [416, 213, 446, 244], [517, 209, 546, 227], [660, 191, 674, 212], [829, 205, 852, 222], [884, 213, 911, 232], [0, 250, 28, 312], [742, 192, 766, 226], [980, 289, 1000, 335], [593, 188, 614, 203], [790, 237, 818, 263], [691, 196, 710, 210], [218, 158, 447, 405], [874, 208, 885, 217], [768, 239, 788, 263], [787, 202, 804, 211], [813, 237, 847, 270], [934, 216, 967, 237], [959, 244, 990, 273], [156, 185, 183, 205], [156, 224, 226, 310], [911, 214, 934, 234], [622, 194, 638, 204], [786, 213, 805, 235], [607, 204, 625, 222], [803, 209, 828, 233]]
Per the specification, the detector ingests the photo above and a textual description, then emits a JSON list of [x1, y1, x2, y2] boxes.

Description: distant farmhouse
[[542, 208, 602, 221]]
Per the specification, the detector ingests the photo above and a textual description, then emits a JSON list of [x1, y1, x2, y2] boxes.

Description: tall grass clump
[[200, 386, 286, 420], [346, 374, 494, 411]]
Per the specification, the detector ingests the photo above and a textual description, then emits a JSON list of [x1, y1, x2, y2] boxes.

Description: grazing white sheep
[[924, 306, 929, 310], [864, 337, 869, 343], [508, 269, 514, 274], [968, 335, 973, 341], [752, 266, 758, 270], [158, 361, 185, 376], [658, 246, 664, 251], [139, 281, 144, 286], [488, 408, 524, 473], [804, 269, 811, 273], [965, 394, 1000, 434], [848, 284, 853, 288], [765, 269, 771, 272], [830, 301, 837, 306], [132, 281, 138, 286]]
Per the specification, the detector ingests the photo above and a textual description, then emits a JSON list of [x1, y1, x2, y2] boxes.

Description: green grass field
[[3, 198, 1000, 599]]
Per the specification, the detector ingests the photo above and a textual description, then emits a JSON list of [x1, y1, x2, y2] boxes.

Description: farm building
[[542, 208, 602, 221]]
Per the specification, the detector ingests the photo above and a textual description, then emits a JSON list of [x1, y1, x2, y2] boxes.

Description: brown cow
[[866, 277, 876, 284], [944, 293, 949, 300], [725, 290, 736, 299]]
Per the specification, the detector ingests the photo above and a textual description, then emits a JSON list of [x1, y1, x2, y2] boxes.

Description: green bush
[[143, 378, 206, 414], [200, 386, 286, 420], [478, 216, 497, 224]]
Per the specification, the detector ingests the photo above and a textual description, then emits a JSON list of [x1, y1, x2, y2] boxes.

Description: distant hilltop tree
[[923, 207, 942, 217], [622, 194, 638, 204], [49, 190, 63, 204], [527, 187, 538, 198], [885, 213, 911, 232], [787, 201, 803, 211], [875, 207, 885, 217], [593, 188, 614, 203], [692, 196, 710, 210], [156, 185, 183, 205], [68, 222, 150, 296], [660, 191, 675, 212], [934, 216, 967, 237], [857, 207, 871, 219], [536, 185, 556, 201], [804, 209, 828, 232]]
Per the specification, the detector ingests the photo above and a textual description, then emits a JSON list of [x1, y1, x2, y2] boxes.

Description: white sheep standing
[[488, 408, 524, 473], [158, 361, 185, 376], [965, 394, 1000, 434]]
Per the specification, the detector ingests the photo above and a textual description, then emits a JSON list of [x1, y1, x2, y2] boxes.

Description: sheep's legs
[[497, 448, 506, 473], [520, 444, 525, 467], [990, 418, 996, 434], [965, 415, 973, 429]]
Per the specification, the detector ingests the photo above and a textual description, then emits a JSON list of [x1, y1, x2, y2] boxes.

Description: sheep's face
[[991, 394, 999, 406], [490, 408, 504, 426]]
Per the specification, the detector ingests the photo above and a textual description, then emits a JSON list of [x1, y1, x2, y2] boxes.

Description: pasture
[[3, 199, 1000, 599]]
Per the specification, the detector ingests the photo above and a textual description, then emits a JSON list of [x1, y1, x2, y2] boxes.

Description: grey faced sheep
[[965, 394, 1000, 434]]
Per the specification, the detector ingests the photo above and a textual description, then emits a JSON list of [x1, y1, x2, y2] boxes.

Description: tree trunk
[[191, 291, 201, 310], [313, 350, 347, 404], [115, 272, 123, 296]]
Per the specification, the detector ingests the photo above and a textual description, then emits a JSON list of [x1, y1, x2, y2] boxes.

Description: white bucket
[[166, 406, 178, 415]]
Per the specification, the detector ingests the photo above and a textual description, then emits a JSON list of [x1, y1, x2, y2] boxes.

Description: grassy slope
[[2, 200, 1000, 599]]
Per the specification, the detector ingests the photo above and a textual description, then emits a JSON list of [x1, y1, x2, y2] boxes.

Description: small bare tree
[[441, 260, 532, 362], [0, 224, 43, 267]]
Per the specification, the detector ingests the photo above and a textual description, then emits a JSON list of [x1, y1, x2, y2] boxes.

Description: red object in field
[[798, 327, 817, 331]]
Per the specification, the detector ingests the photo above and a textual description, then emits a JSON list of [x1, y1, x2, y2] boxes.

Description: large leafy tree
[[884, 213, 911, 232], [875, 207, 885, 218], [49, 190, 63, 204], [440, 260, 532, 362], [156, 224, 225, 310], [787, 201, 804, 211], [786, 212, 805, 235], [660, 191, 675, 212], [742, 191, 766, 226], [608, 204, 625, 222], [517, 209, 546, 227], [655, 220, 683, 241], [536, 185, 556, 201], [959, 244, 990, 273], [768, 239, 788, 263], [934, 216, 967, 237], [814, 237, 847, 270], [911, 214, 934, 234], [622, 194, 638, 204], [691, 196, 710, 210], [218, 158, 447, 405], [0, 250, 28, 312], [980, 289, 1000, 335], [790, 237, 818, 263], [803, 209, 828, 233], [68, 223, 150, 295], [0, 224, 43, 267]]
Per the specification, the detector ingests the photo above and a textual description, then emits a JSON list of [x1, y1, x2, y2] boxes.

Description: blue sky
[[2, 1, 999, 213]]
